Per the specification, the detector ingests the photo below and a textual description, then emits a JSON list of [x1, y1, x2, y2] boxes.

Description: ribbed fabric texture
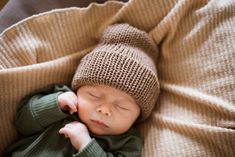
[[31, 93, 68, 128], [71, 23, 159, 121], [0, 0, 235, 156], [74, 139, 105, 157]]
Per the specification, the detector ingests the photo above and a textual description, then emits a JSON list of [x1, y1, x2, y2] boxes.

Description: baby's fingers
[[69, 103, 77, 114], [59, 125, 74, 138], [68, 93, 78, 114]]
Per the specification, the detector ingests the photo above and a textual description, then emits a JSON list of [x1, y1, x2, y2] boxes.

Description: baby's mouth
[[91, 119, 109, 128]]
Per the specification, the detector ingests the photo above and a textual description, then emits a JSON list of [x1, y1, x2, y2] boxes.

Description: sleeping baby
[[5, 23, 160, 157]]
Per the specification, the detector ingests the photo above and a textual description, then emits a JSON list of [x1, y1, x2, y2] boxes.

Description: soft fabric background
[[0, 0, 235, 156], [0, 0, 7, 10], [0, 0, 128, 33]]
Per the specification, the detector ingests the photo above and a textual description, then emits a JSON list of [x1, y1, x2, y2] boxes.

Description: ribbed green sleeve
[[15, 86, 71, 135], [73, 139, 115, 157], [30, 93, 68, 127], [73, 127, 142, 157]]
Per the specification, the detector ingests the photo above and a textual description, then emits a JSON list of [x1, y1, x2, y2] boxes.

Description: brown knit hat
[[72, 23, 160, 121]]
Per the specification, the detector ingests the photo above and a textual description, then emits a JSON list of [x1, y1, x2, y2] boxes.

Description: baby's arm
[[59, 122, 142, 157], [16, 85, 73, 135]]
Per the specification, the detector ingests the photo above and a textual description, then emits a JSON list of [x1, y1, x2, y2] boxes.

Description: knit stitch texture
[[0, 0, 235, 156]]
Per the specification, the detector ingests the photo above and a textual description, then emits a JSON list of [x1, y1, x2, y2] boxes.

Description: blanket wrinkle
[[0, 0, 235, 156]]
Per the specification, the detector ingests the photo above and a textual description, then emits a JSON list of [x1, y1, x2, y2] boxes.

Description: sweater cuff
[[73, 139, 104, 157], [31, 92, 68, 127]]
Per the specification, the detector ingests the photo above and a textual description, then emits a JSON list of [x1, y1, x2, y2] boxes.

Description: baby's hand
[[58, 91, 78, 114], [59, 121, 91, 151]]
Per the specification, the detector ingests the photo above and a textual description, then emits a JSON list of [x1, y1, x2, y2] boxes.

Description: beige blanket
[[0, 0, 234, 156]]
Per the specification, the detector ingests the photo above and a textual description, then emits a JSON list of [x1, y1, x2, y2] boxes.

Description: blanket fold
[[0, 0, 234, 156]]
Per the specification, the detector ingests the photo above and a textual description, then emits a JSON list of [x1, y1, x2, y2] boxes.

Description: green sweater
[[5, 85, 142, 157]]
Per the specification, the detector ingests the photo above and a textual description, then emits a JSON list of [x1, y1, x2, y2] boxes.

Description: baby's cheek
[[78, 102, 87, 113], [77, 98, 86, 112], [78, 105, 89, 122]]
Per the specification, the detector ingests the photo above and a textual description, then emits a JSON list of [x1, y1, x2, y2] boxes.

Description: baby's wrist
[[77, 136, 92, 151]]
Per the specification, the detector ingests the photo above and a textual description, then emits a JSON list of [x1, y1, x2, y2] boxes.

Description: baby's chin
[[88, 125, 112, 136], [88, 125, 127, 136]]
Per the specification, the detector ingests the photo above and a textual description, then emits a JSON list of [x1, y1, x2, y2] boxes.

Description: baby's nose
[[96, 106, 111, 116]]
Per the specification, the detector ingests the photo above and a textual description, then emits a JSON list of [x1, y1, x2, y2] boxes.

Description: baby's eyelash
[[88, 92, 100, 98], [117, 105, 129, 111]]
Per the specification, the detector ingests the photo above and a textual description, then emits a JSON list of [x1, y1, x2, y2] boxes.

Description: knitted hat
[[72, 23, 160, 121]]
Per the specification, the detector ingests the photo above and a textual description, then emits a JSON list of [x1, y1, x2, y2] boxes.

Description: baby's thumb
[[59, 128, 70, 138], [69, 105, 77, 114]]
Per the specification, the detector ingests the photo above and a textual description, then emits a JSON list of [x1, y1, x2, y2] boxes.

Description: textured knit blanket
[[0, 0, 235, 156]]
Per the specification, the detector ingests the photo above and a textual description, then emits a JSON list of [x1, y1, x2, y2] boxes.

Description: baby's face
[[76, 84, 140, 136]]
